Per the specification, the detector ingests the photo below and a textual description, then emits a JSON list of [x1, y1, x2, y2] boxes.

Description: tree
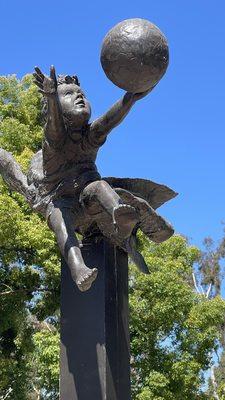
[[0, 75, 224, 400], [199, 232, 225, 297], [198, 231, 225, 400], [212, 350, 225, 399], [129, 234, 225, 400]]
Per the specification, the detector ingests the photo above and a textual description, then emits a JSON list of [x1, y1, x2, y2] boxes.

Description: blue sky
[[1, 0, 225, 249]]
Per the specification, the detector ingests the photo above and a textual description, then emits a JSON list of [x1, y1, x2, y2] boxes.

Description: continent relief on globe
[[101, 18, 169, 93]]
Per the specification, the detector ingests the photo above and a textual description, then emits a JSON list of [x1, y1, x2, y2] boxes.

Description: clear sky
[[1, 0, 225, 249]]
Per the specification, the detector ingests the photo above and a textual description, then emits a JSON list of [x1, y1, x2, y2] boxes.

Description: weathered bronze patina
[[0, 19, 176, 293]]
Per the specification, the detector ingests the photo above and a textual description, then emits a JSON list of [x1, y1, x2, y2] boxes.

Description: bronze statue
[[0, 19, 177, 292]]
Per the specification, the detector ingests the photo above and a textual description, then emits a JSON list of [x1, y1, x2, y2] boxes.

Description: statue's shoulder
[[83, 123, 107, 150]]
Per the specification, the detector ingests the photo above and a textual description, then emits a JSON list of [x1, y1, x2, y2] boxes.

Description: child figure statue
[[0, 66, 177, 292]]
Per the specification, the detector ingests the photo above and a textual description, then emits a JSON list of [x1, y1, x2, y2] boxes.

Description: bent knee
[[83, 180, 110, 197], [80, 180, 111, 213]]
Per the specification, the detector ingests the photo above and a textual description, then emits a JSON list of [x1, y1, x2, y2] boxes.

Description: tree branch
[[206, 283, 212, 299], [0, 387, 13, 400], [0, 287, 51, 296], [211, 364, 220, 400], [192, 273, 201, 294]]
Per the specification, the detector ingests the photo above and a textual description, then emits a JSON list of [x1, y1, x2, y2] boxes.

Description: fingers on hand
[[34, 66, 44, 79], [33, 73, 43, 86], [33, 77, 43, 89], [33, 67, 45, 89], [33, 65, 58, 92], [50, 65, 57, 85]]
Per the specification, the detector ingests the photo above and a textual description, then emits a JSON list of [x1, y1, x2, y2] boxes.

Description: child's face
[[58, 83, 91, 128]]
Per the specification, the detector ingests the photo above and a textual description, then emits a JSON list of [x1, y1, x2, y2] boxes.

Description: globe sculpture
[[101, 18, 169, 93]]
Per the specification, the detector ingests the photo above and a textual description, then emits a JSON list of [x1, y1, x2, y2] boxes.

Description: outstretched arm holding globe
[[90, 87, 152, 139], [90, 18, 168, 141]]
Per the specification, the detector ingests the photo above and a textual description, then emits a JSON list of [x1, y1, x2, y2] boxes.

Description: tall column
[[60, 237, 131, 400]]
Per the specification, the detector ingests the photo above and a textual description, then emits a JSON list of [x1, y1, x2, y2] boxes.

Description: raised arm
[[89, 88, 153, 144], [33, 66, 66, 145]]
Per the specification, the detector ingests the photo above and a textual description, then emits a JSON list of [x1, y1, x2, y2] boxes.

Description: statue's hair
[[57, 74, 80, 86]]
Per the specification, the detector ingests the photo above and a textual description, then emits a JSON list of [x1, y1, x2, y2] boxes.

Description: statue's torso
[[42, 133, 99, 181], [28, 128, 102, 213]]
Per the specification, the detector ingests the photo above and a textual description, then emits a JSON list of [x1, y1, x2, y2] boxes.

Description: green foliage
[[0, 75, 60, 399], [31, 329, 60, 398], [199, 233, 225, 296], [216, 351, 225, 398], [207, 350, 225, 400], [0, 75, 224, 400], [0, 75, 42, 154], [130, 234, 225, 400]]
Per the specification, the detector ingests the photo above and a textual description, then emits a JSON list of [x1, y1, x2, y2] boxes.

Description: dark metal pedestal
[[60, 237, 131, 400]]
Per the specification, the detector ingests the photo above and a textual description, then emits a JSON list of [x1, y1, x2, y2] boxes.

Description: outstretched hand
[[132, 85, 156, 101], [33, 66, 57, 96]]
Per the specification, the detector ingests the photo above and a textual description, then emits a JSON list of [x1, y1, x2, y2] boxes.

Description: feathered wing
[[0, 148, 34, 202], [103, 177, 178, 210], [27, 149, 44, 185]]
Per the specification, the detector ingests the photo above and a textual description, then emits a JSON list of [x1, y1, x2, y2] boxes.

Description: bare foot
[[76, 267, 98, 292], [113, 204, 139, 238]]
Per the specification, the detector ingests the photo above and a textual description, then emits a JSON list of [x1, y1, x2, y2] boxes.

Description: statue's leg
[[124, 234, 149, 274], [81, 180, 139, 239], [48, 203, 98, 292]]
